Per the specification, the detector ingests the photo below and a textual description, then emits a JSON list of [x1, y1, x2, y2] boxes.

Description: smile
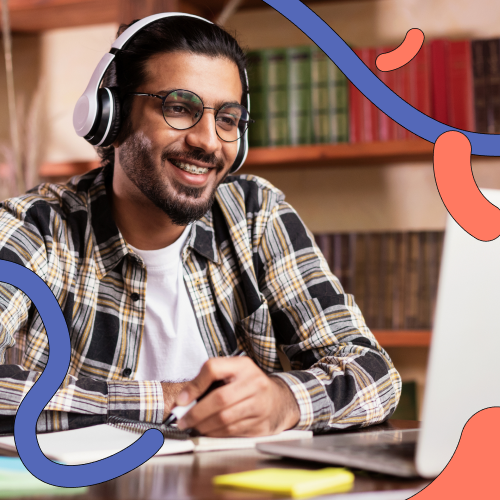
[[170, 159, 210, 175]]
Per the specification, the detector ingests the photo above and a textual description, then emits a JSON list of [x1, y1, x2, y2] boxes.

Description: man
[[0, 16, 400, 436]]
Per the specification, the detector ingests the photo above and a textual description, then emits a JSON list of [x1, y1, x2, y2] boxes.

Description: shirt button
[[122, 368, 132, 377], [218, 350, 223, 356], [130, 293, 140, 302]]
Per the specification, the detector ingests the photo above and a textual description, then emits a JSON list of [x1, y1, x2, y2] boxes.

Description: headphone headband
[[73, 12, 249, 172]]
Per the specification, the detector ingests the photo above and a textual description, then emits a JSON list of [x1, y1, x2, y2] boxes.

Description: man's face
[[116, 52, 242, 225]]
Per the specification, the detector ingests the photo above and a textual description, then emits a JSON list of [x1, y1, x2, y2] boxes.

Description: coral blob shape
[[411, 407, 500, 499], [434, 130, 500, 241], [376, 29, 424, 71]]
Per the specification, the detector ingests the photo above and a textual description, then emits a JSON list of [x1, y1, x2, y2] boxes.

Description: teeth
[[171, 160, 209, 175]]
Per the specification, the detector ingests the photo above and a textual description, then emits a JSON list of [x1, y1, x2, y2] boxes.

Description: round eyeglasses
[[128, 89, 254, 143]]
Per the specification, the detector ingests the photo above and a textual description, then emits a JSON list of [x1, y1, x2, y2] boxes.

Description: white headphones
[[73, 12, 250, 173]]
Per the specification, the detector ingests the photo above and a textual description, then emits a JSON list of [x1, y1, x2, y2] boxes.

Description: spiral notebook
[[0, 420, 312, 465]]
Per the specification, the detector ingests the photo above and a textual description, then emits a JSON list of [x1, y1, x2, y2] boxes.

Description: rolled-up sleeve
[[259, 201, 402, 431]]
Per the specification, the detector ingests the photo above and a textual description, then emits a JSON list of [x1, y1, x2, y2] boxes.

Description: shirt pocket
[[235, 295, 281, 373]]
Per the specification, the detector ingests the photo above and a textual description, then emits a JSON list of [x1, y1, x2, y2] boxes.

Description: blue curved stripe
[[262, 0, 500, 157], [2, 261, 164, 488]]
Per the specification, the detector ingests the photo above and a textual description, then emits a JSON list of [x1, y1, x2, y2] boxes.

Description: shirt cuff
[[269, 371, 331, 431], [107, 380, 164, 425]]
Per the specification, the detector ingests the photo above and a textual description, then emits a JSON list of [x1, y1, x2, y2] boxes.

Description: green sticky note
[[213, 467, 354, 498], [0, 458, 87, 498]]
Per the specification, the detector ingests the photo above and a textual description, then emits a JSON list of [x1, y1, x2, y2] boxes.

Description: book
[[265, 48, 289, 146], [0, 424, 312, 465], [409, 42, 432, 130], [484, 38, 500, 133], [447, 40, 475, 131], [246, 50, 267, 148], [310, 46, 349, 144], [430, 39, 450, 125], [471, 39, 488, 133], [287, 46, 313, 145]]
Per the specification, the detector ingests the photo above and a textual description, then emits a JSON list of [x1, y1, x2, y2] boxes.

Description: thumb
[[175, 361, 217, 406]]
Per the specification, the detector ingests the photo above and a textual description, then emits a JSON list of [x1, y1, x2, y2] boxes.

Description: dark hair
[[97, 15, 248, 168]]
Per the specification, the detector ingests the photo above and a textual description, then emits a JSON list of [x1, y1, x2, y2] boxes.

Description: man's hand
[[161, 381, 190, 422], [174, 357, 300, 437]]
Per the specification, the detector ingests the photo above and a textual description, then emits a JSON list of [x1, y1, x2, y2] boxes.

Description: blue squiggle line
[[2, 261, 164, 487], [262, 0, 500, 157]]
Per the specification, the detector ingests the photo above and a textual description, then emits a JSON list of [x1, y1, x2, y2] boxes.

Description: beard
[[118, 132, 228, 226]]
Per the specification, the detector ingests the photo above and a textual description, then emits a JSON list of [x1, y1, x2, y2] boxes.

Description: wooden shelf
[[242, 139, 434, 171], [372, 330, 431, 347], [38, 139, 434, 178], [4, 0, 368, 33]]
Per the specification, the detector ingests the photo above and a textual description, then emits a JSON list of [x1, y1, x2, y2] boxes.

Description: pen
[[164, 380, 226, 426]]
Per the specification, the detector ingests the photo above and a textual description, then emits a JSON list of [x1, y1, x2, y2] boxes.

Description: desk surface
[[4, 420, 431, 500]]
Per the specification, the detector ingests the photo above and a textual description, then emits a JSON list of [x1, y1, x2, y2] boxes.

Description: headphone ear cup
[[99, 87, 121, 147]]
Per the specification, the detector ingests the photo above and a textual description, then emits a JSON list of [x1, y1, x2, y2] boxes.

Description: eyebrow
[[156, 89, 242, 108]]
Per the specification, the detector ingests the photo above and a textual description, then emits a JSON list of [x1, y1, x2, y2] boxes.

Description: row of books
[[314, 231, 445, 330], [349, 39, 475, 143], [246, 37, 500, 147], [246, 46, 349, 148]]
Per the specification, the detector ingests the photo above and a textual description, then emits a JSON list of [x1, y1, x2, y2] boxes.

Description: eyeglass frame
[[127, 89, 255, 143]]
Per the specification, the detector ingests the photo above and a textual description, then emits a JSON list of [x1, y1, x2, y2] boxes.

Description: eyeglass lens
[[162, 90, 250, 142]]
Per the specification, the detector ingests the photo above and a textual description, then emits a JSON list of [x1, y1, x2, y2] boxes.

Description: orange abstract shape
[[376, 28, 424, 71], [411, 407, 500, 499], [434, 130, 500, 242]]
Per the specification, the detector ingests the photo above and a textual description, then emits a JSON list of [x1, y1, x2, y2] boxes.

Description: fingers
[[175, 357, 255, 406], [178, 376, 260, 431]]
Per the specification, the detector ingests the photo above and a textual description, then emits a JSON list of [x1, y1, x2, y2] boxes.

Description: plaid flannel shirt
[[0, 167, 401, 433]]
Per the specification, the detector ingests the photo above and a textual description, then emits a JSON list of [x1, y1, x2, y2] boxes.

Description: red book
[[409, 43, 432, 133], [360, 47, 379, 142], [348, 49, 363, 143], [447, 40, 475, 131], [375, 46, 394, 141], [431, 39, 450, 124]]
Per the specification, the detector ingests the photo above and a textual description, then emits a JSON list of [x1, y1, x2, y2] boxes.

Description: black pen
[[164, 380, 225, 426]]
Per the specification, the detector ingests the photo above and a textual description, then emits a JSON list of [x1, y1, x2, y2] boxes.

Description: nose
[[184, 109, 221, 155]]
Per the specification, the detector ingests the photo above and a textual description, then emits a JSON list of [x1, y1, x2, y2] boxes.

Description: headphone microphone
[[72, 12, 249, 173]]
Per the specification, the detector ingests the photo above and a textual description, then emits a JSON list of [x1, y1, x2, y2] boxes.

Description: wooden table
[[3, 420, 431, 499]]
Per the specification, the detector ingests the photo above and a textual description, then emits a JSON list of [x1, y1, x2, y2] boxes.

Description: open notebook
[[0, 423, 312, 465]]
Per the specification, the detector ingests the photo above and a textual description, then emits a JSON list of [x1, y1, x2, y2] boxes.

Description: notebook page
[[192, 429, 313, 452], [0, 425, 194, 464]]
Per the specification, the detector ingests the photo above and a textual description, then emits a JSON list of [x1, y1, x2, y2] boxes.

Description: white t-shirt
[[131, 227, 209, 382]]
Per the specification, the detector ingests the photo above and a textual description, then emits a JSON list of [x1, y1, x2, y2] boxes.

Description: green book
[[310, 46, 349, 144], [287, 46, 313, 145], [264, 48, 289, 146], [246, 50, 267, 148]]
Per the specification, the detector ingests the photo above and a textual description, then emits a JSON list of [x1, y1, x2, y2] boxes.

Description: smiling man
[[0, 16, 401, 436]]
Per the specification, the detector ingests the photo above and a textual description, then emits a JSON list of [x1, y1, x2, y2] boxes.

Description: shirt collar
[[87, 167, 220, 279]]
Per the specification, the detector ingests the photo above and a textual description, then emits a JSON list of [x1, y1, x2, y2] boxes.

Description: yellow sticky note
[[213, 467, 354, 498]]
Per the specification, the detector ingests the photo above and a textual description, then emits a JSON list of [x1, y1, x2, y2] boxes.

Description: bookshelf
[[39, 139, 434, 178], [372, 330, 431, 347]]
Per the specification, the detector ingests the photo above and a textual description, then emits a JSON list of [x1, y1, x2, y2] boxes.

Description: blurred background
[[1, 0, 499, 420]]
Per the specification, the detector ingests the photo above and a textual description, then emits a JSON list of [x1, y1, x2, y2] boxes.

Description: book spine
[[311, 46, 330, 144], [314, 233, 333, 270], [396, 56, 412, 139], [431, 39, 450, 124], [287, 46, 313, 145], [485, 38, 500, 133], [405, 232, 420, 329], [354, 233, 368, 322], [384, 233, 397, 329], [332, 233, 343, 284], [246, 50, 267, 148], [448, 40, 475, 131], [265, 48, 289, 146], [359, 48, 379, 142], [349, 48, 363, 143], [409, 43, 432, 130], [329, 57, 349, 143], [375, 46, 392, 142], [471, 40, 488, 133]]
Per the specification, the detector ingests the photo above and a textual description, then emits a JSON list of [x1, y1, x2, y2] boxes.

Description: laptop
[[258, 188, 500, 478]]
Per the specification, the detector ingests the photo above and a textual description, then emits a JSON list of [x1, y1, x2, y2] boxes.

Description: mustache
[[161, 147, 225, 171]]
